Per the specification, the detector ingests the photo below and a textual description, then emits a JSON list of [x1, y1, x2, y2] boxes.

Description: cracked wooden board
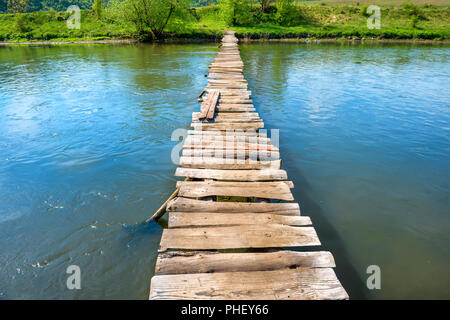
[[176, 181, 294, 201], [155, 250, 336, 275], [168, 212, 310, 228], [167, 198, 301, 215], [159, 224, 320, 251], [150, 267, 348, 300], [179, 157, 280, 169], [175, 168, 288, 181], [181, 149, 280, 159]]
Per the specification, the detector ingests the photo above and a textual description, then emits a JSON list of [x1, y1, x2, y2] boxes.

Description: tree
[[260, 0, 273, 13], [122, 0, 188, 39], [93, 0, 102, 19], [219, 0, 254, 26], [7, 0, 29, 13], [275, 0, 297, 26]]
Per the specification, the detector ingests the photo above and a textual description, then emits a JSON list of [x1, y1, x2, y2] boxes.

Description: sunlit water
[[0, 42, 448, 299]]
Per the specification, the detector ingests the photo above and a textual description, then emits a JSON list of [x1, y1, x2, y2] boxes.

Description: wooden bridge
[[149, 31, 348, 300]]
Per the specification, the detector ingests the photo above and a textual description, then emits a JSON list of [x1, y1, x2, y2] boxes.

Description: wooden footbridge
[[149, 31, 348, 300]]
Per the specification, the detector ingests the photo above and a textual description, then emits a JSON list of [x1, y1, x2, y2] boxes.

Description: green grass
[[229, 4, 450, 40], [0, 3, 448, 43]]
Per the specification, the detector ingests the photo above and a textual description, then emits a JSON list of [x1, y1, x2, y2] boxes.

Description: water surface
[[0, 42, 449, 299]]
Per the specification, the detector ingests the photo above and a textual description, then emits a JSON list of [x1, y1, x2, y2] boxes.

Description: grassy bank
[[0, 2, 449, 43]]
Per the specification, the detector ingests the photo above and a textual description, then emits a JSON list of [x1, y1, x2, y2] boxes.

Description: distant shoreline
[[1, 37, 449, 46]]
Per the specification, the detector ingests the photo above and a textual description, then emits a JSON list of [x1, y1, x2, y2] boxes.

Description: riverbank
[[0, 3, 448, 43]]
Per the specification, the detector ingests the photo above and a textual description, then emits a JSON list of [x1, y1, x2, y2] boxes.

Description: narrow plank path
[[149, 31, 348, 300]]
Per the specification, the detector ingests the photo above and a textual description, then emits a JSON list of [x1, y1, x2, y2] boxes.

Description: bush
[[14, 14, 31, 33], [93, 0, 103, 20], [360, 4, 371, 18], [275, 0, 297, 26], [402, 3, 427, 20], [219, 0, 254, 26]]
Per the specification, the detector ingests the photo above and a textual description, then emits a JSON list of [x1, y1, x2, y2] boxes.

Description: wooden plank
[[198, 90, 213, 118], [179, 157, 280, 169], [155, 251, 336, 275], [176, 181, 294, 201], [159, 224, 320, 250], [168, 212, 309, 228], [176, 180, 293, 189], [175, 168, 288, 181], [167, 198, 301, 215], [191, 118, 263, 124], [150, 267, 348, 300], [217, 106, 256, 112], [185, 135, 271, 144], [191, 123, 264, 130], [182, 149, 280, 160], [182, 142, 278, 152], [205, 90, 219, 120], [218, 98, 253, 104], [193, 112, 259, 118], [207, 84, 247, 89], [187, 130, 266, 137]]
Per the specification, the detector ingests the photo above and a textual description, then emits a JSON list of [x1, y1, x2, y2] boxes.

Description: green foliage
[[218, 0, 254, 26], [120, 0, 189, 39], [14, 13, 30, 31], [0, 2, 448, 42], [410, 14, 418, 28], [274, 0, 297, 26], [360, 4, 371, 18], [260, 0, 273, 13], [93, 0, 102, 19]]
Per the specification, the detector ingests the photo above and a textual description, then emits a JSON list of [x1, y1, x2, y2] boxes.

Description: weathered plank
[[167, 198, 301, 215], [182, 142, 277, 152], [185, 135, 271, 144], [191, 123, 264, 130], [218, 98, 253, 104], [217, 106, 256, 112], [179, 157, 280, 169], [175, 168, 288, 181], [181, 149, 280, 160], [176, 181, 294, 201], [169, 212, 309, 228], [198, 90, 219, 120], [159, 224, 320, 250], [176, 180, 293, 189], [187, 130, 266, 137], [193, 112, 259, 119], [155, 251, 336, 275], [150, 268, 348, 300], [192, 117, 262, 124]]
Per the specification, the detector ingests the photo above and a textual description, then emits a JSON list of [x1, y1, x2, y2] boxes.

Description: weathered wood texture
[[168, 212, 310, 228], [167, 197, 301, 215], [159, 224, 321, 250], [150, 268, 349, 300], [155, 250, 336, 275], [149, 30, 348, 301]]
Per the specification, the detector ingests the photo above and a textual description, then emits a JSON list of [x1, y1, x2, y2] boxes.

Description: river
[[0, 42, 448, 299]]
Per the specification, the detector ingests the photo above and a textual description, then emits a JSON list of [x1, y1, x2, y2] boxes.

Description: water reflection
[[241, 42, 450, 299]]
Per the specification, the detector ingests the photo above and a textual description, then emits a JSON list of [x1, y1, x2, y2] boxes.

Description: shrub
[[275, 0, 297, 26], [14, 13, 31, 33], [218, 0, 254, 26], [360, 4, 371, 18], [93, 0, 103, 20]]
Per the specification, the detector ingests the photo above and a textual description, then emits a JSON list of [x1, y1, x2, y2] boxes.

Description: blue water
[[0, 42, 449, 299]]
